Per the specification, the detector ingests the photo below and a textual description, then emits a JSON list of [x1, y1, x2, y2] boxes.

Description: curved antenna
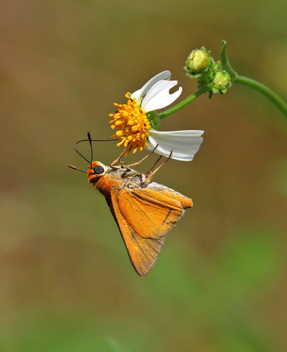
[[74, 133, 117, 164], [74, 140, 91, 164], [87, 132, 93, 163]]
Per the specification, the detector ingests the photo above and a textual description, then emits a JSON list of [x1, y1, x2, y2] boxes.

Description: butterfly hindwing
[[118, 188, 185, 239], [110, 188, 185, 276]]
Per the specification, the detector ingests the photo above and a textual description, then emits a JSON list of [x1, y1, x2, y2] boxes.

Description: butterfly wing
[[110, 188, 186, 276]]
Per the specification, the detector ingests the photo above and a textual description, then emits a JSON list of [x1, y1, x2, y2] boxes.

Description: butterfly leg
[[146, 155, 163, 174], [110, 145, 130, 166], [123, 144, 159, 168], [144, 151, 173, 185]]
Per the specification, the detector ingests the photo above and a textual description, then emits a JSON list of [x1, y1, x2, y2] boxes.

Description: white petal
[[145, 130, 204, 161], [141, 80, 182, 112], [131, 71, 171, 101]]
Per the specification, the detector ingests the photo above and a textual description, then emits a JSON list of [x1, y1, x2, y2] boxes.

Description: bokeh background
[[1, 0, 287, 351]]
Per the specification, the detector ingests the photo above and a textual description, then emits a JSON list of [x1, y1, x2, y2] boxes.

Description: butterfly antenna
[[73, 134, 117, 164], [74, 140, 92, 164], [87, 132, 93, 163]]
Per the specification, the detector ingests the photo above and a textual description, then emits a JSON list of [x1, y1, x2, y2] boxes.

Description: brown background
[[1, 1, 287, 351]]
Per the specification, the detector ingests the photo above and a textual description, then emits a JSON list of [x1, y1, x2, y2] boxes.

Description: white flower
[[131, 71, 204, 161], [110, 70, 204, 161], [131, 71, 182, 111], [146, 129, 204, 161]]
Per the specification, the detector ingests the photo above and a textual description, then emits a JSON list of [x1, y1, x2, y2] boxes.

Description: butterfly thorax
[[87, 161, 148, 197]]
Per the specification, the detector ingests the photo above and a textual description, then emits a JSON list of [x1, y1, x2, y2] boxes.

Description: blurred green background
[[1, 0, 287, 351]]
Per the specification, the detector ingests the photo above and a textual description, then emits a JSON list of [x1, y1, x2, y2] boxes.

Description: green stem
[[158, 84, 212, 119], [234, 75, 287, 117], [221, 40, 287, 118]]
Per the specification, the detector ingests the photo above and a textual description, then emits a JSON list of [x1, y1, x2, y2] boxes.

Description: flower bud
[[212, 71, 231, 94], [187, 49, 210, 74]]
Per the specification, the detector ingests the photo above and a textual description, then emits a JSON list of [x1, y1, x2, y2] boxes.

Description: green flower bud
[[212, 71, 231, 94], [187, 49, 210, 74]]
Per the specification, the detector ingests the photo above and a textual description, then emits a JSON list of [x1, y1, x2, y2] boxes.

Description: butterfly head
[[87, 161, 108, 185], [69, 132, 115, 179]]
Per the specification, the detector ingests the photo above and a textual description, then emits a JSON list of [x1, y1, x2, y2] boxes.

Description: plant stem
[[234, 75, 287, 118], [222, 40, 287, 118], [158, 84, 212, 119]]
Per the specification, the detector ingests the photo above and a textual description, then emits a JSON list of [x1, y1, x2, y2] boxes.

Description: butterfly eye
[[93, 165, 105, 175]]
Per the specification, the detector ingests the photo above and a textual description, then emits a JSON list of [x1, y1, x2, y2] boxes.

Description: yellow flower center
[[109, 93, 150, 154]]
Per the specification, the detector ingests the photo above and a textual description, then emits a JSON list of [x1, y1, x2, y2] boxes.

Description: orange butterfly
[[70, 133, 192, 276]]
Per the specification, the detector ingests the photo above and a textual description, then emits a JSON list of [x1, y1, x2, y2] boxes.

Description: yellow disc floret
[[109, 93, 150, 154]]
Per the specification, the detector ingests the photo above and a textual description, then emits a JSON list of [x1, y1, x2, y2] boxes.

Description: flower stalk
[[158, 84, 212, 119], [234, 75, 287, 117], [221, 40, 287, 118]]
